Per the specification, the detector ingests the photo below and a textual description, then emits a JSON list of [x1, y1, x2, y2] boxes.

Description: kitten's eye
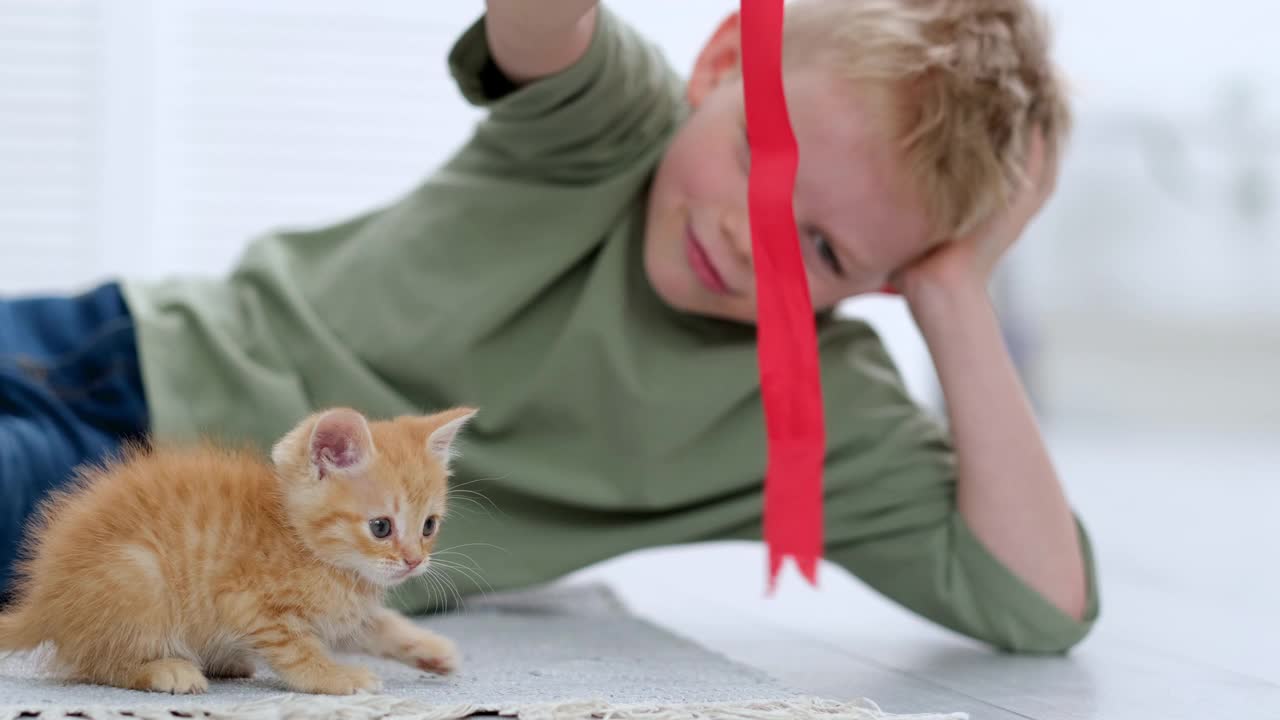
[[368, 517, 393, 539], [422, 515, 439, 538]]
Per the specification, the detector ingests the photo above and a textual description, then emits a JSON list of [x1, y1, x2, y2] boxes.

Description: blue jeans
[[0, 282, 149, 601]]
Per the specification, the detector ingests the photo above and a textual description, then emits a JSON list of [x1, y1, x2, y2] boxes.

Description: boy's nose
[[720, 210, 753, 265]]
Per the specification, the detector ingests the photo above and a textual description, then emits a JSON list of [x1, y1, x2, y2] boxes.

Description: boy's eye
[[369, 517, 393, 539], [808, 229, 843, 276]]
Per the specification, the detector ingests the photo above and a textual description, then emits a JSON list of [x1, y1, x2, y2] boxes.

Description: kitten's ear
[[309, 408, 376, 476], [426, 407, 477, 470], [272, 407, 375, 479]]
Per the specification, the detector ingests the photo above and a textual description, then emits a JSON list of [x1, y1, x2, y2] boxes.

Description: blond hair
[[783, 0, 1071, 239]]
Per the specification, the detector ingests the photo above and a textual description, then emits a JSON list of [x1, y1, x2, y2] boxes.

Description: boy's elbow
[[986, 612, 1096, 655], [980, 576, 1100, 655], [1027, 568, 1091, 627], [1061, 579, 1091, 625], [946, 513, 1102, 655]]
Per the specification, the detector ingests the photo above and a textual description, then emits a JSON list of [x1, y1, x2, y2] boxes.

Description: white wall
[[3, 1, 1276, 424], [0, 0, 940, 406]]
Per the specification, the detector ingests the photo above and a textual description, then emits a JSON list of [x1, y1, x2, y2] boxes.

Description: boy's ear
[[687, 12, 742, 109]]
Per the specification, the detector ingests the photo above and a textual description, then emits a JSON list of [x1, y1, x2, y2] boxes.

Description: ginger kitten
[[0, 405, 476, 695]]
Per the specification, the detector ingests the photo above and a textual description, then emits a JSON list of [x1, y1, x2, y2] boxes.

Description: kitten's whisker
[[444, 492, 504, 520], [447, 474, 509, 491], [441, 495, 495, 520], [447, 486, 489, 497], [431, 568, 464, 611], [447, 575, 468, 606], [422, 570, 450, 611], [442, 569, 491, 601], [432, 549, 488, 565], [434, 564, 471, 607], [426, 566, 465, 608], [431, 551, 498, 591], [446, 490, 502, 514], [438, 542, 509, 555], [435, 548, 494, 584], [388, 582, 409, 606], [446, 476, 511, 513], [431, 552, 490, 582], [446, 487, 498, 503], [430, 558, 493, 594], [431, 557, 485, 580]]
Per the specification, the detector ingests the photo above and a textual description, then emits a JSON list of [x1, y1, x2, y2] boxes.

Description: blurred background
[[1, 0, 1277, 704], [2, 0, 1275, 434]]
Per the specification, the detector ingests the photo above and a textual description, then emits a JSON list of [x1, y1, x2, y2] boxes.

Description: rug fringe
[[0, 693, 479, 720], [3, 694, 967, 720], [498, 696, 968, 720]]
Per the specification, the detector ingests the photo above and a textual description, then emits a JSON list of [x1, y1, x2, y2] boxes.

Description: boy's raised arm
[[483, 0, 599, 85]]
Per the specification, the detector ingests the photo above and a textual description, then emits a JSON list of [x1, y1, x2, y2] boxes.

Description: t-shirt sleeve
[[819, 322, 1100, 653], [445, 5, 685, 185]]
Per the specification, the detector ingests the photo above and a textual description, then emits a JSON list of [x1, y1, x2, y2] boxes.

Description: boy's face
[[643, 15, 932, 325]]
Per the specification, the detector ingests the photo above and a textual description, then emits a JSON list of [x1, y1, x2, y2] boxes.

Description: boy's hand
[[485, 0, 598, 85], [885, 128, 1089, 622], [891, 130, 1056, 303]]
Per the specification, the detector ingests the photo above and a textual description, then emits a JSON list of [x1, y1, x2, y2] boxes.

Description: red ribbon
[[739, 0, 826, 590]]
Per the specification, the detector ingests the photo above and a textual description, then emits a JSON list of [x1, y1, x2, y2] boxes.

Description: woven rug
[[0, 582, 964, 720]]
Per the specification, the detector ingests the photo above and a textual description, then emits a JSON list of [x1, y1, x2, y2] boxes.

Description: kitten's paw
[[206, 654, 256, 679], [414, 653, 457, 675], [294, 664, 381, 695], [399, 629, 458, 675], [136, 658, 209, 695]]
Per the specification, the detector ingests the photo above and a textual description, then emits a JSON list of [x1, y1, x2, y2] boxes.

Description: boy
[[0, 0, 1097, 653]]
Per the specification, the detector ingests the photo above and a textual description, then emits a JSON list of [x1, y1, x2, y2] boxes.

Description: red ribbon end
[[767, 550, 821, 594], [741, 0, 828, 595]]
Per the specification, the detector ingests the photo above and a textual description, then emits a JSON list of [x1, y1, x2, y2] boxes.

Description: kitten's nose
[[403, 556, 423, 570]]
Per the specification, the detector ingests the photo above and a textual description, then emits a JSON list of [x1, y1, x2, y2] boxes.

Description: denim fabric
[[0, 282, 149, 601]]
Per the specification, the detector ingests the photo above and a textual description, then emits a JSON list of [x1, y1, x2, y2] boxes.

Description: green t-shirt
[[121, 7, 1098, 653]]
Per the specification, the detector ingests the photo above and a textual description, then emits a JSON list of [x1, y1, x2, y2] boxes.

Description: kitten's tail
[[0, 609, 43, 653]]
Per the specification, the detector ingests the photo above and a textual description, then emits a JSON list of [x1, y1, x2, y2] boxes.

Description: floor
[[563, 423, 1280, 720]]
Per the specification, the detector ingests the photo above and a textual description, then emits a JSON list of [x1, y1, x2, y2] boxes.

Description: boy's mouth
[[685, 224, 729, 295]]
